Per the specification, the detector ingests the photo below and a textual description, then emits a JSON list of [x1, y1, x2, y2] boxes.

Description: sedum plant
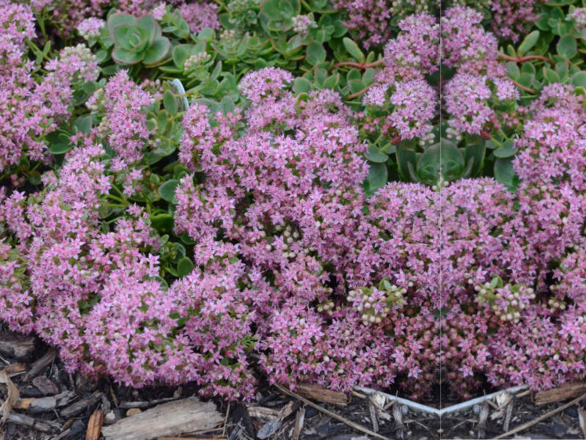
[[108, 13, 171, 67]]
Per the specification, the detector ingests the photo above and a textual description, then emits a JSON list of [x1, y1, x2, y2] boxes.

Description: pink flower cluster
[[363, 14, 439, 144], [490, 0, 541, 43], [86, 71, 154, 165], [0, 4, 98, 172]]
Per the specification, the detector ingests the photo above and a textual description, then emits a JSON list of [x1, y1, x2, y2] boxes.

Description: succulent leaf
[[143, 37, 171, 66]]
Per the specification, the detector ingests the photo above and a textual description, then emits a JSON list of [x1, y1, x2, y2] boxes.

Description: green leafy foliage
[[109, 13, 171, 67]]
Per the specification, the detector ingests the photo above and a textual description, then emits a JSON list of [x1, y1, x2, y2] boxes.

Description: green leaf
[[365, 145, 389, 163], [306, 42, 326, 66], [219, 95, 235, 114], [143, 37, 171, 65], [493, 140, 517, 158], [464, 141, 485, 176], [367, 163, 388, 193], [343, 37, 365, 63], [517, 30, 540, 56], [73, 115, 92, 134], [107, 13, 136, 39], [543, 67, 560, 83], [323, 74, 339, 89], [177, 257, 194, 277], [135, 15, 157, 45], [261, 0, 282, 20], [395, 142, 417, 182], [113, 24, 139, 51], [150, 213, 174, 233], [173, 44, 192, 69], [494, 157, 519, 191], [557, 34, 577, 59], [293, 77, 312, 93], [112, 47, 144, 65], [571, 71, 586, 88], [163, 90, 177, 115], [49, 143, 72, 155], [159, 179, 180, 203]]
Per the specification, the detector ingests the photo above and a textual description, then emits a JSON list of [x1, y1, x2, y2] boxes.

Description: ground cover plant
[[1, 0, 586, 405]]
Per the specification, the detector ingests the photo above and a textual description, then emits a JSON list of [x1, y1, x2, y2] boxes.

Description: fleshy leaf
[[136, 15, 157, 46], [143, 37, 171, 66], [112, 47, 144, 65], [108, 13, 136, 39]]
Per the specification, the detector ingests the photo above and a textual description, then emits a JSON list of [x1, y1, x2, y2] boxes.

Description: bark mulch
[[0, 328, 584, 440]]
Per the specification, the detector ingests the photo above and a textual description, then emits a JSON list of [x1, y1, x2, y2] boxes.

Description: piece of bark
[[295, 383, 350, 407], [60, 391, 102, 418], [14, 398, 35, 410], [247, 401, 294, 421], [32, 376, 59, 396], [0, 408, 58, 433], [577, 411, 586, 439], [86, 409, 105, 440], [101, 397, 223, 440], [535, 382, 586, 406], [0, 333, 36, 361], [2, 363, 26, 377], [476, 402, 489, 439], [392, 404, 404, 440], [126, 408, 142, 417], [292, 408, 305, 440], [29, 391, 77, 414], [24, 348, 56, 382]]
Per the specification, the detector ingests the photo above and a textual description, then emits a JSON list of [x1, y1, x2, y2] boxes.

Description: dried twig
[[495, 392, 586, 439], [274, 384, 390, 440]]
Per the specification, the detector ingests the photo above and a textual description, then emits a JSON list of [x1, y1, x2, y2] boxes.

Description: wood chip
[[14, 398, 35, 410], [392, 403, 404, 440], [0, 370, 19, 423], [101, 397, 223, 440], [0, 408, 59, 432], [2, 363, 26, 377], [28, 391, 76, 414], [292, 408, 305, 440], [503, 401, 513, 433], [60, 391, 102, 418], [296, 383, 350, 407], [0, 334, 36, 361], [32, 376, 59, 395], [534, 382, 586, 405], [476, 402, 489, 438], [24, 348, 56, 382], [579, 406, 586, 439], [126, 408, 142, 417], [86, 409, 105, 440], [247, 401, 293, 421]]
